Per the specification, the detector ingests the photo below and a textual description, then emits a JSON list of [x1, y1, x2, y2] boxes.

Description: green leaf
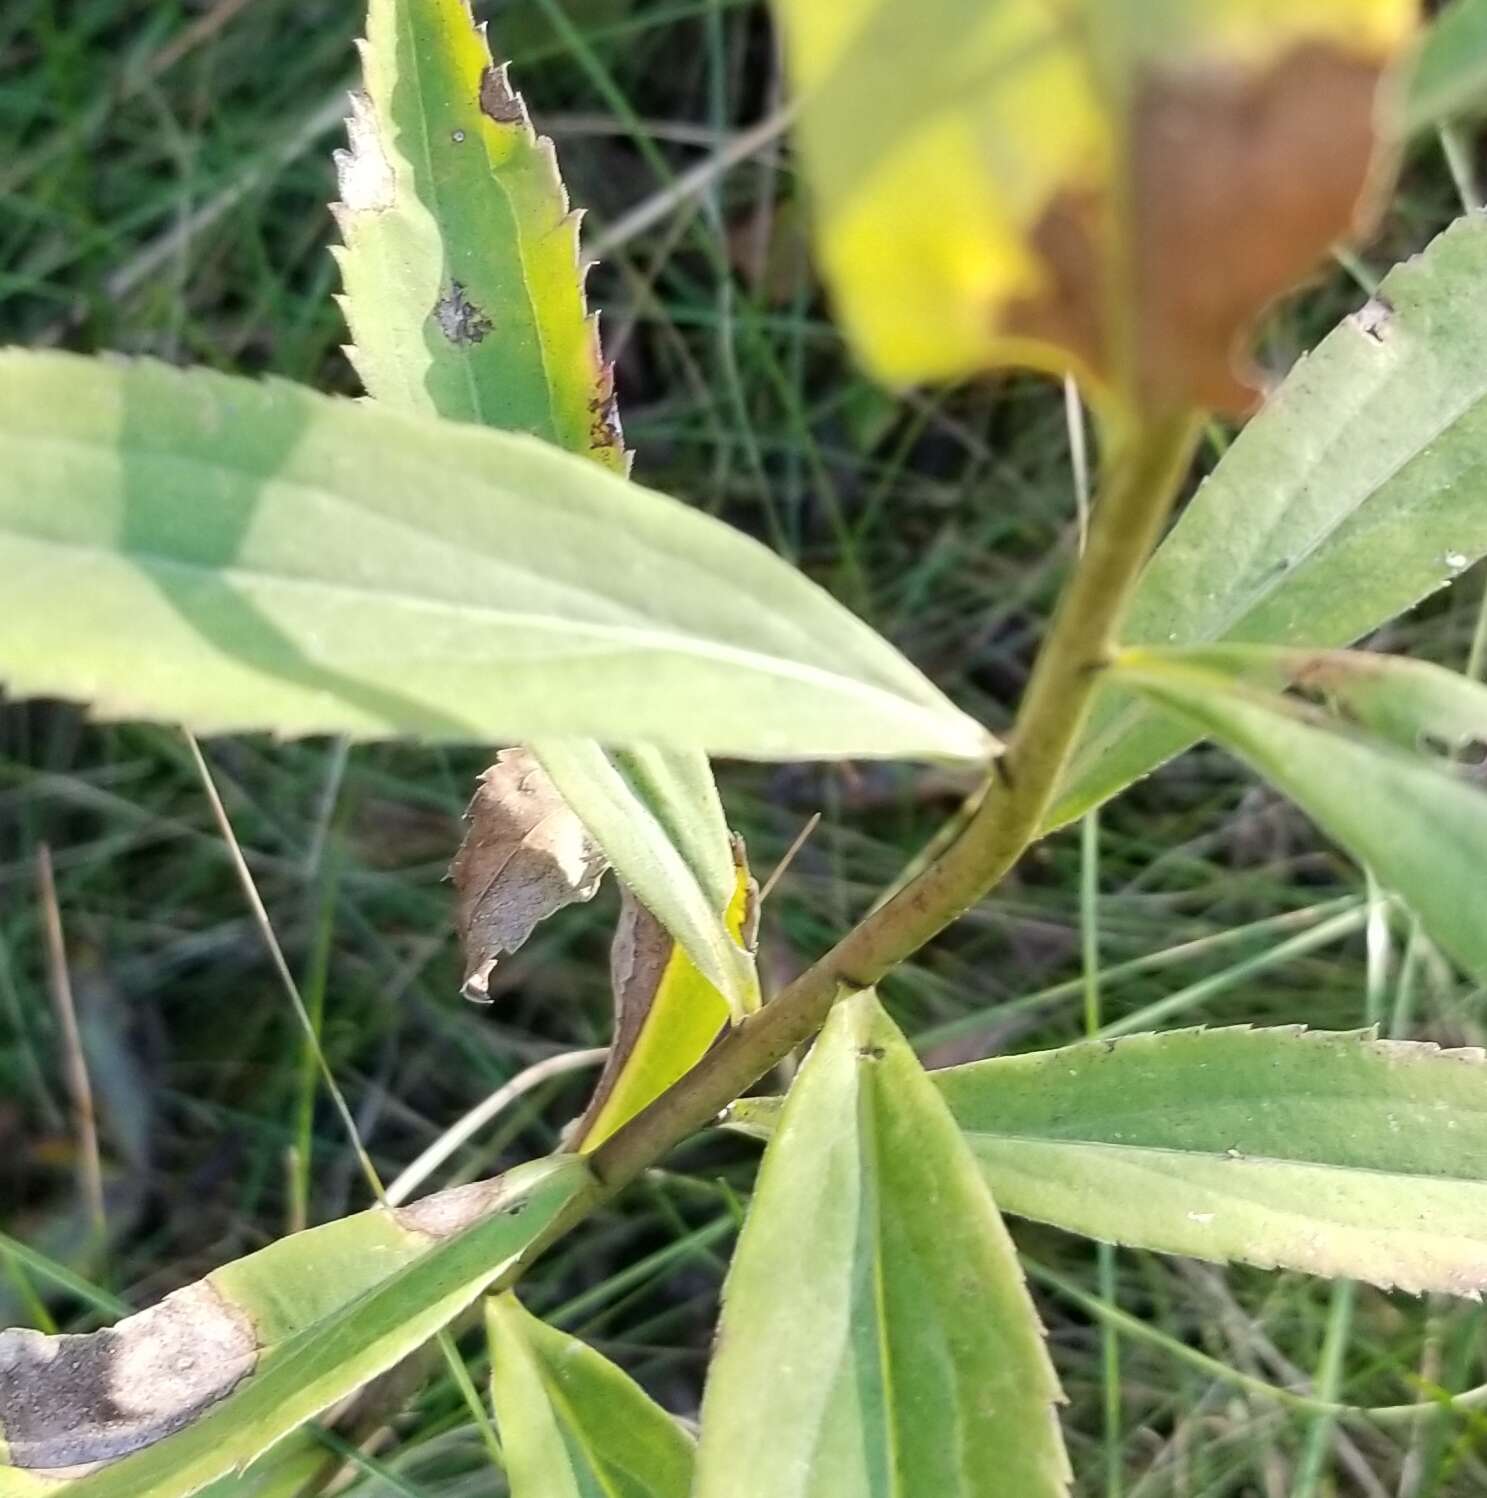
[[1111, 644, 1487, 985], [485, 1293, 694, 1498], [0, 350, 990, 764], [333, 2, 758, 1027], [534, 742, 757, 1015], [1403, 0, 1487, 131], [0, 1157, 592, 1497], [1050, 215, 1487, 828], [694, 989, 1068, 1498], [334, 0, 625, 468], [574, 858, 755, 1150], [195, 1437, 329, 1498], [731, 1026, 1487, 1296]]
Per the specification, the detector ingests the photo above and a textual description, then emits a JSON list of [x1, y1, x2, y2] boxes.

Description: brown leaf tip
[[0, 1280, 256, 1470]]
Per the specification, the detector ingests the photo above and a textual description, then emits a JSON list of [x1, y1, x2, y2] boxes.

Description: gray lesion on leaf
[[0, 1279, 257, 1471], [394, 1174, 519, 1241], [334, 89, 396, 214], [450, 750, 610, 1001], [432, 281, 494, 346]]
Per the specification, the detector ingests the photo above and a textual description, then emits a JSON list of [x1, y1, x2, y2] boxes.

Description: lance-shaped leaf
[[0, 1156, 591, 1497], [485, 1293, 695, 1498], [331, 0, 761, 1042], [694, 989, 1069, 1498], [773, 0, 1415, 412], [334, 0, 625, 467], [574, 856, 757, 1150], [1111, 643, 1487, 985], [0, 351, 990, 764], [730, 1026, 1487, 1297], [1403, 0, 1487, 132], [1050, 215, 1487, 829]]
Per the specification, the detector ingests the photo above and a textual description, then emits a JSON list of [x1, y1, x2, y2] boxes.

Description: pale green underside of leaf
[[695, 989, 1069, 1498], [0, 1158, 591, 1498], [1050, 214, 1487, 828], [733, 1026, 1487, 1295], [1403, 0, 1487, 132], [534, 741, 756, 1012], [486, 1294, 694, 1498], [606, 746, 735, 915], [1115, 649, 1487, 985], [0, 351, 988, 764]]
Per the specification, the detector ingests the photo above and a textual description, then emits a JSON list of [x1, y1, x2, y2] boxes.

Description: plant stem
[[589, 407, 1201, 1192]]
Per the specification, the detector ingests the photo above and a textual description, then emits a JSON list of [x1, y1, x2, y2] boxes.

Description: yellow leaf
[[774, 0, 1418, 415], [575, 850, 758, 1151]]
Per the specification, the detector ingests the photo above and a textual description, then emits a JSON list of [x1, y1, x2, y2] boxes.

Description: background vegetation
[[2, 1, 1483, 1491]]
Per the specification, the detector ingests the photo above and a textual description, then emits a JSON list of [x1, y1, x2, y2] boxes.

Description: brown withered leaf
[[450, 750, 609, 1002]]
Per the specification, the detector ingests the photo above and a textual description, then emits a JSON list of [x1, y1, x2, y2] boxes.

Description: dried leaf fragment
[[451, 750, 609, 1001]]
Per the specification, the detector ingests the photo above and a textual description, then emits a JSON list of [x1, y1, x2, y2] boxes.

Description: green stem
[[589, 407, 1201, 1191]]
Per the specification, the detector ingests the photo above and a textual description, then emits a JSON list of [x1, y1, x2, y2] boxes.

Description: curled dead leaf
[[450, 750, 609, 1001]]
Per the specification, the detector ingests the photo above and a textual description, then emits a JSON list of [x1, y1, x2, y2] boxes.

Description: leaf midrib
[[2, 408, 943, 710], [970, 1131, 1487, 1184], [8, 529, 961, 731]]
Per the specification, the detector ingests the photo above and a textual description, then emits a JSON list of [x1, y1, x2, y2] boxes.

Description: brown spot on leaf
[[0, 1280, 256, 1470], [1006, 44, 1390, 414], [588, 389, 624, 459], [584, 350, 628, 470], [432, 280, 494, 346], [1134, 44, 1387, 412], [479, 64, 527, 127], [450, 750, 609, 1002]]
